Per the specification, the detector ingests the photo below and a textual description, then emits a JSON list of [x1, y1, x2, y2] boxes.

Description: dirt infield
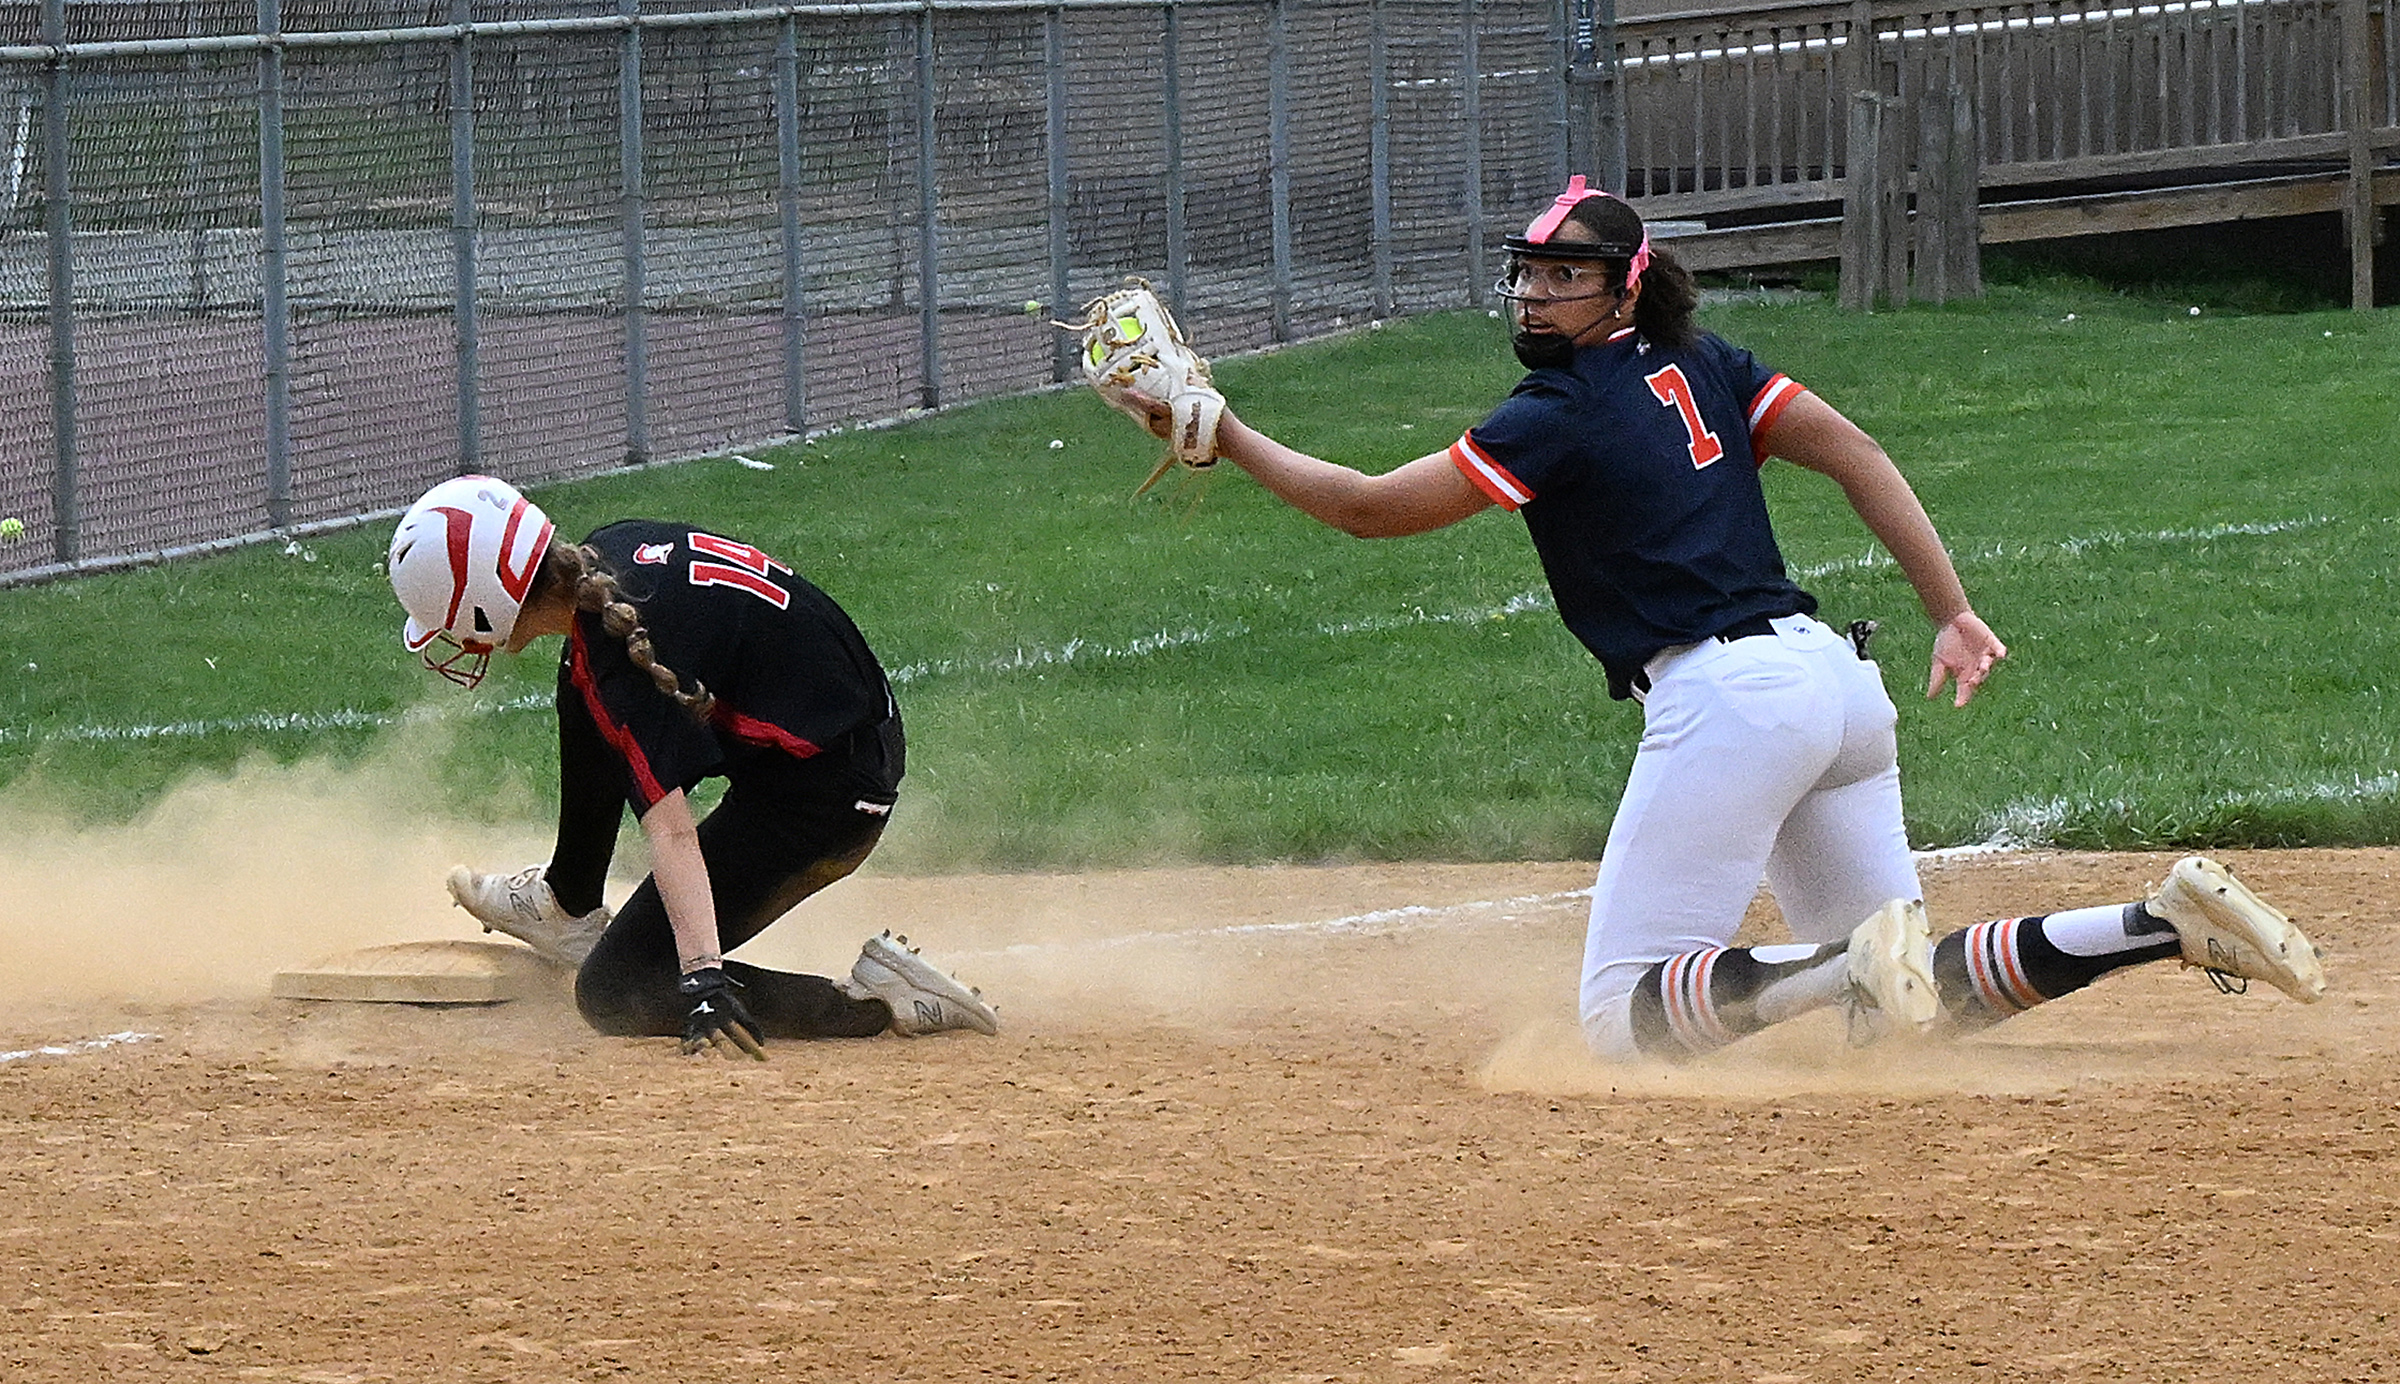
[[6, 847, 2397, 1382]]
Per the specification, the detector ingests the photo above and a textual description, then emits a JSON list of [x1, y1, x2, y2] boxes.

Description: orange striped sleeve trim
[[1448, 432, 1534, 510], [1746, 375, 1807, 464]]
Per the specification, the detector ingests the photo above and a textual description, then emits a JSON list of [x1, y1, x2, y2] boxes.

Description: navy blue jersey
[[1448, 327, 1817, 696], [558, 520, 897, 814]]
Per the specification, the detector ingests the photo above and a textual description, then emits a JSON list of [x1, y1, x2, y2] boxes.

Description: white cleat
[[843, 932, 1000, 1036], [1844, 898, 1941, 1040], [2149, 855, 2326, 1003], [445, 863, 612, 969]]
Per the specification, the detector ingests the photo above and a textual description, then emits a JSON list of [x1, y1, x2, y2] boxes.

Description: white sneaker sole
[[445, 866, 606, 969], [2155, 856, 2326, 1003], [1847, 898, 1940, 1035], [857, 934, 1000, 1036]]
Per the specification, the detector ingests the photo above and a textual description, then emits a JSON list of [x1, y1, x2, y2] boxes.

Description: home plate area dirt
[[5, 848, 2396, 1382]]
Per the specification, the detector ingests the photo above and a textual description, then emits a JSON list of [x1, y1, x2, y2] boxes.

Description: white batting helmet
[[388, 475, 555, 689]]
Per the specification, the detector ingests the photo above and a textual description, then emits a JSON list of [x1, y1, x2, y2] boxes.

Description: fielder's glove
[[677, 967, 767, 1061], [1057, 278, 1225, 495]]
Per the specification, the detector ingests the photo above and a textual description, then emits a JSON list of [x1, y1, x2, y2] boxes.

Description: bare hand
[[1926, 611, 2006, 708]]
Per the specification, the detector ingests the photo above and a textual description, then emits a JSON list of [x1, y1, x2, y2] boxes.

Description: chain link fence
[[0, 0, 1574, 582]]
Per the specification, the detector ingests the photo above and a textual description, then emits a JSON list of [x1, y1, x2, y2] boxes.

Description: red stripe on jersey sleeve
[[1448, 432, 1535, 510], [1746, 375, 1808, 464], [714, 708, 824, 761], [567, 623, 670, 811]]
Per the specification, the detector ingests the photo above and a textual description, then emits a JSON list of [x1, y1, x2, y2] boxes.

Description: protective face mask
[[1511, 329, 1578, 370]]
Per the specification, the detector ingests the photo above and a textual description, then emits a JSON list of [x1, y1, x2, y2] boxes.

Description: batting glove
[[677, 967, 767, 1061]]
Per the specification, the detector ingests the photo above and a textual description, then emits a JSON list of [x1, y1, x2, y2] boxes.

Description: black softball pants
[[545, 703, 904, 1041]]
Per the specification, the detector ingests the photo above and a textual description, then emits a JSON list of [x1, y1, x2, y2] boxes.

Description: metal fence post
[[1164, 1, 1187, 309], [915, 0, 940, 409], [450, 0, 479, 472], [1045, 2, 1072, 381], [1369, 0, 1392, 319], [1565, 0, 1624, 192], [258, 0, 291, 528], [1462, 0, 1484, 306], [39, 0, 75, 563], [619, 0, 649, 464], [1548, 0, 1571, 188], [182, 6, 207, 315], [1592, 0, 1624, 194], [1267, 0, 1293, 340], [777, 13, 808, 430]]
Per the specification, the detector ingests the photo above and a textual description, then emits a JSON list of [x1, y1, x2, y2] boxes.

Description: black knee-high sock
[[1933, 905, 2179, 1033], [1627, 942, 1850, 1062]]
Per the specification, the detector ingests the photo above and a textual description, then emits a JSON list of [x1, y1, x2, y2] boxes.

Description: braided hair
[[534, 540, 717, 723]]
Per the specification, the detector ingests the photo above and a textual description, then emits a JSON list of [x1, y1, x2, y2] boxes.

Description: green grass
[[4, 279, 2397, 865]]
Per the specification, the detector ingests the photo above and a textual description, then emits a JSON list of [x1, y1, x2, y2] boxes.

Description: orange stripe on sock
[[1968, 921, 2044, 1007], [1663, 948, 1732, 1051], [1989, 918, 2048, 1010]]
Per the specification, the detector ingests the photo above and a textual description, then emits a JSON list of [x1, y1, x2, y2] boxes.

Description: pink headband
[[1519, 175, 1652, 290]]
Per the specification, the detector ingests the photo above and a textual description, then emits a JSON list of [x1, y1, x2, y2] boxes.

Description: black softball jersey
[[558, 520, 898, 814]]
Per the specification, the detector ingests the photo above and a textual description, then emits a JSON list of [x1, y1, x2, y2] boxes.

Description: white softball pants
[[1580, 614, 1921, 1060]]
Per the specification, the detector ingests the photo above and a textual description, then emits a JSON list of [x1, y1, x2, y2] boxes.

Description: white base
[[271, 939, 554, 1005]]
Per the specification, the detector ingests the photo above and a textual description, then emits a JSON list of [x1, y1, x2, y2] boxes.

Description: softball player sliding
[[386, 476, 998, 1059], [1198, 178, 2324, 1060]]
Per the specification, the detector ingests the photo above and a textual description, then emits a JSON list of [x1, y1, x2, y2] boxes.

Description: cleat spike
[[2151, 856, 2325, 1003], [845, 933, 999, 1037]]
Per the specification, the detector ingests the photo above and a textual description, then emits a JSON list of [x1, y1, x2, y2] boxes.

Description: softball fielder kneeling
[[1169, 179, 2324, 1061], [387, 476, 997, 1059]]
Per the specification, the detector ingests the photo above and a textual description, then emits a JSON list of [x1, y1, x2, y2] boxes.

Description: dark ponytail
[[1630, 243, 1701, 350]]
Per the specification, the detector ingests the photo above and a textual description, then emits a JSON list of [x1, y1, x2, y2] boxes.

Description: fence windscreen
[[0, 0, 1568, 580]]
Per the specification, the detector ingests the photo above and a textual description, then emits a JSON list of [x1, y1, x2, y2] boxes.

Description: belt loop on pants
[[1631, 641, 1698, 701]]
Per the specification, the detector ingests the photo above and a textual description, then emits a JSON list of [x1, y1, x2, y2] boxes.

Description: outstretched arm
[[1212, 410, 1493, 537], [1762, 392, 2006, 707]]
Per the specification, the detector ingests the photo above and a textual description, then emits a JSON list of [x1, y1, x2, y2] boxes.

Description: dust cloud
[[789, 850, 2372, 1098], [0, 728, 557, 1011], [1473, 1011, 2098, 1100], [725, 859, 1603, 1034], [2, 758, 2360, 1102]]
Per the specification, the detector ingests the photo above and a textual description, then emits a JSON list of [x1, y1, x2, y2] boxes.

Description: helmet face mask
[[1499, 174, 1651, 304], [388, 475, 554, 690], [410, 631, 496, 689]]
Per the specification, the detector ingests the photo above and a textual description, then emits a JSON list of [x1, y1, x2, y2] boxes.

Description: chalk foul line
[[1977, 772, 2400, 849], [0, 513, 2343, 750], [947, 888, 1594, 962], [1, 1031, 157, 1065], [950, 843, 2034, 957]]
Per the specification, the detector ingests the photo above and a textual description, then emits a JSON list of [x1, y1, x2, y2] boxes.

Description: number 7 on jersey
[[1644, 364, 1725, 471]]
